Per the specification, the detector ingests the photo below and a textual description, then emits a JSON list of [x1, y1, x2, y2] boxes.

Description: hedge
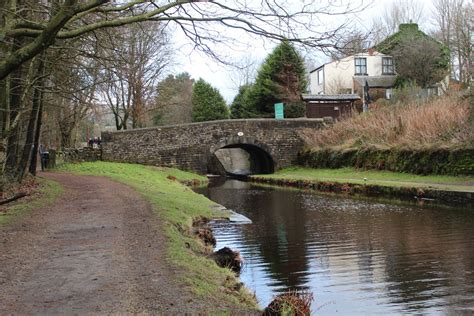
[[296, 147, 474, 176]]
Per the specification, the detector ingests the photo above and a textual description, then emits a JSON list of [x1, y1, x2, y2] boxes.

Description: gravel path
[[0, 172, 217, 314]]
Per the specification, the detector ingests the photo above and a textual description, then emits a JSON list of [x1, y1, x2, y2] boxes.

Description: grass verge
[[56, 161, 258, 312], [0, 177, 63, 226], [256, 167, 474, 192]]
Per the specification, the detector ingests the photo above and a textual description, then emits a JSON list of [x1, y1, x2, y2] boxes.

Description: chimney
[[399, 23, 419, 32]]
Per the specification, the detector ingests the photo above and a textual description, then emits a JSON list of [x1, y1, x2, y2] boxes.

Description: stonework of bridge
[[101, 119, 325, 175]]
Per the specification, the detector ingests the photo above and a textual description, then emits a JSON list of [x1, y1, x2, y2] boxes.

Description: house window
[[355, 58, 367, 75], [317, 69, 324, 85], [382, 57, 395, 75]]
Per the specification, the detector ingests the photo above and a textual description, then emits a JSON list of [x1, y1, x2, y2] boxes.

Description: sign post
[[274, 102, 284, 120]]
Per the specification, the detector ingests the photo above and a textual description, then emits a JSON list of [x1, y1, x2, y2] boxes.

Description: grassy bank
[[299, 95, 474, 175], [303, 95, 473, 150], [56, 162, 258, 312], [0, 178, 63, 226], [255, 167, 474, 192]]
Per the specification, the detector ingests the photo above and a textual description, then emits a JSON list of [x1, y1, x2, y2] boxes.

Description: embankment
[[296, 147, 474, 176], [250, 175, 473, 206]]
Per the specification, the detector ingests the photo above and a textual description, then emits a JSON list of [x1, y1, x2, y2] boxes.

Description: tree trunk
[[0, 76, 7, 191], [29, 87, 44, 176], [19, 58, 44, 179], [59, 125, 74, 148], [0, 137, 6, 192], [4, 63, 23, 181]]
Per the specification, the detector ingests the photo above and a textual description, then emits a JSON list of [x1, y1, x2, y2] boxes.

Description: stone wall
[[61, 147, 102, 163], [101, 119, 324, 174]]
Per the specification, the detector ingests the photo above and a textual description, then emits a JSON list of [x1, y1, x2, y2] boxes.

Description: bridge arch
[[208, 137, 275, 175], [101, 119, 324, 175]]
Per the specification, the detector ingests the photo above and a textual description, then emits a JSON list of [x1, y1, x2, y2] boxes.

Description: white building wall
[[324, 56, 355, 94], [309, 51, 391, 95], [309, 69, 323, 94]]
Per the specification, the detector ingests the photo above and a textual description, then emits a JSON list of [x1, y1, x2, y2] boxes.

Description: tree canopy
[[192, 79, 229, 122], [0, 0, 366, 80], [154, 73, 194, 125], [239, 40, 308, 118], [230, 84, 255, 119]]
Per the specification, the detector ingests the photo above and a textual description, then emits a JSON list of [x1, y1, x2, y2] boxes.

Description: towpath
[[0, 172, 214, 314]]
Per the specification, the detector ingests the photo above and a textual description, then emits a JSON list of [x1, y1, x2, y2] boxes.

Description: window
[[355, 58, 367, 75], [317, 69, 324, 85], [382, 57, 395, 74]]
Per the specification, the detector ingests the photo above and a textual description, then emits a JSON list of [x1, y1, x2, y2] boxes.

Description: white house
[[309, 50, 397, 100]]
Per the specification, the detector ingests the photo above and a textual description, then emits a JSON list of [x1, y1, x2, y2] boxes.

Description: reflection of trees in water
[[206, 183, 311, 289], [200, 182, 474, 311], [244, 189, 310, 290]]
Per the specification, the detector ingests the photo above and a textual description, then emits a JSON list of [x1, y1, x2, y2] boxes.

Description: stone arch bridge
[[101, 119, 324, 175]]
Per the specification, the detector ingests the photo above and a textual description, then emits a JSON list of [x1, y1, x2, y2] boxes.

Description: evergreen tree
[[230, 84, 257, 119], [247, 40, 308, 118], [192, 79, 229, 122]]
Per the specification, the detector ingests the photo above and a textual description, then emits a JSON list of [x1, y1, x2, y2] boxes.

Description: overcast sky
[[171, 0, 436, 102]]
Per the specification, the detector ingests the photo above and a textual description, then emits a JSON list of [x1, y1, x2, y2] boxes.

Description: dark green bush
[[297, 148, 474, 175]]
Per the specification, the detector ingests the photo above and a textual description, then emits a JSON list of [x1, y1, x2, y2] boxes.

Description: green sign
[[274, 102, 284, 119]]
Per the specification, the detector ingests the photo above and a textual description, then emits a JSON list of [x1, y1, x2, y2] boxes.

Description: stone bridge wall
[[101, 119, 324, 174]]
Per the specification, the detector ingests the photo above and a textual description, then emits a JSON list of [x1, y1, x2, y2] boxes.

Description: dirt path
[[0, 172, 220, 314]]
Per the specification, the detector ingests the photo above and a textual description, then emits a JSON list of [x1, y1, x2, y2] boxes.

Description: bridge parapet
[[101, 118, 324, 174]]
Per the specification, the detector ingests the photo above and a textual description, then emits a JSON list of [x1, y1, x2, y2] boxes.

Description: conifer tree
[[230, 84, 256, 119], [247, 40, 308, 118], [192, 79, 229, 122]]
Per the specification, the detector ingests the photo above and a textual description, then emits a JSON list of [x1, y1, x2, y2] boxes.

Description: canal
[[195, 179, 474, 314]]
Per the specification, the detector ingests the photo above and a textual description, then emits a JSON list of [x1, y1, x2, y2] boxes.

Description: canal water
[[195, 179, 474, 314]]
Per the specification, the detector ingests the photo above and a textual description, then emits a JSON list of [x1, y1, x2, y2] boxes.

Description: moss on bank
[[297, 147, 474, 176], [0, 178, 63, 226], [56, 162, 259, 312]]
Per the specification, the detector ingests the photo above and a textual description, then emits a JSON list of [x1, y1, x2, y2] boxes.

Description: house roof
[[302, 94, 361, 101], [353, 76, 396, 88]]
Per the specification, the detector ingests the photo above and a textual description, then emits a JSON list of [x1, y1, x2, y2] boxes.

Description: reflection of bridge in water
[[101, 119, 324, 175]]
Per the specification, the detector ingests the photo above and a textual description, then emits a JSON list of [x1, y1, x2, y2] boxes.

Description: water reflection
[[196, 179, 474, 314]]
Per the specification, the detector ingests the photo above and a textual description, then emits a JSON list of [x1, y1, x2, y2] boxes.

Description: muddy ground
[[0, 172, 256, 314]]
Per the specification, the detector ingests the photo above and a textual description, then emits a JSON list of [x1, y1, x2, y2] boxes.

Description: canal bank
[[249, 167, 474, 206]]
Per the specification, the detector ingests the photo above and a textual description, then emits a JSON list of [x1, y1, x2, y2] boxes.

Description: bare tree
[[46, 44, 101, 148], [372, 0, 426, 41], [228, 55, 260, 90], [0, 1, 368, 80], [331, 29, 373, 59], [0, 0, 367, 188], [432, 0, 472, 84], [96, 22, 171, 130]]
